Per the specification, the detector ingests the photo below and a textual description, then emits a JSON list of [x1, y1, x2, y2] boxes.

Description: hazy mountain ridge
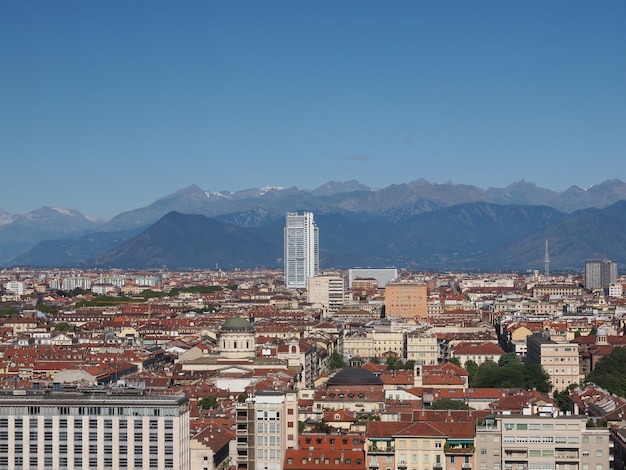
[[3, 179, 626, 269], [0, 207, 100, 263], [13, 201, 626, 271]]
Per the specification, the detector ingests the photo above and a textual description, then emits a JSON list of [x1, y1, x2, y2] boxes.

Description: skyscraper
[[284, 212, 319, 289], [585, 259, 618, 290]]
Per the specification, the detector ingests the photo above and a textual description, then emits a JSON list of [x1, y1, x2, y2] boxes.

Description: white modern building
[[0, 385, 190, 470], [284, 212, 319, 289], [307, 275, 345, 315], [4, 281, 25, 296], [61, 276, 92, 291]]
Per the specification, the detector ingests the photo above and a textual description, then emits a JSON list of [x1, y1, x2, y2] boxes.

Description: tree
[[464, 360, 479, 386], [586, 347, 626, 397], [522, 359, 552, 393], [36, 303, 58, 314], [498, 352, 519, 367], [404, 359, 416, 370], [54, 322, 73, 332], [473, 359, 500, 388], [198, 395, 218, 410], [385, 356, 403, 370], [328, 351, 347, 371], [237, 391, 248, 403], [430, 398, 471, 410], [553, 387, 573, 412]]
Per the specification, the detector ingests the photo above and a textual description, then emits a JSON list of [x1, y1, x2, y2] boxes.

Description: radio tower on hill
[[544, 240, 550, 277]]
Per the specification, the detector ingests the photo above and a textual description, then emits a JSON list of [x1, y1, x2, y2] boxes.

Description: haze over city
[[2, 1, 625, 218]]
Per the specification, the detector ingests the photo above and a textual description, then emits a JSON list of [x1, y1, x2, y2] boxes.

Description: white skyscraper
[[284, 211, 319, 289]]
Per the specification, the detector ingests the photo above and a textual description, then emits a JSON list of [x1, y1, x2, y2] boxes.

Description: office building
[[585, 259, 618, 290], [235, 390, 298, 470], [0, 385, 190, 470], [284, 212, 319, 289], [384, 281, 428, 320]]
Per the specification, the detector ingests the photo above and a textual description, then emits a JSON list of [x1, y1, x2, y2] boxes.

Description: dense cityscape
[[0, 211, 625, 470]]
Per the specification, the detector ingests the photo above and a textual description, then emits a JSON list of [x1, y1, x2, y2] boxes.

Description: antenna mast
[[544, 240, 550, 277]]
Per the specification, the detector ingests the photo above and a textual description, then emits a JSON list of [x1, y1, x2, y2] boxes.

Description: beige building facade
[[385, 282, 428, 320], [406, 333, 438, 365], [526, 333, 580, 392]]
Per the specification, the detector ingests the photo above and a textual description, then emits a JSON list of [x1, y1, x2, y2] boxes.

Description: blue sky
[[1, 1, 625, 219]]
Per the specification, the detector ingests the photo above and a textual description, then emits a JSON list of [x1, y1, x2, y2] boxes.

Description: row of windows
[[1, 416, 174, 430], [502, 422, 580, 431], [0, 405, 181, 417], [0, 459, 175, 469], [502, 435, 580, 444]]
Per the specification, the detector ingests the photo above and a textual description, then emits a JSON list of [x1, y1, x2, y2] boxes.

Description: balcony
[[369, 462, 379, 470], [397, 461, 408, 470], [445, 445, 475, 455], [462, 464, 472, 469], [504, 449, 528, 458], [369, 445, 395, 454]]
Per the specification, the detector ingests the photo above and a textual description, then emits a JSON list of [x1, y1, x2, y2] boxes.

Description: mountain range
[[3, 179, 626, 271]]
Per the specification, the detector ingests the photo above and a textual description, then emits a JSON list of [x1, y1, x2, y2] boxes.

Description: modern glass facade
[[284, 212, 319, 289]]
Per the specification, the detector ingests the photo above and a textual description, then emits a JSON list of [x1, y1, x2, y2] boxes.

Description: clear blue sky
[[1, 1, 625, 219]]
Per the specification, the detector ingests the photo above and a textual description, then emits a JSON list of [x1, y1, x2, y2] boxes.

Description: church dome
[[221, 316, 254, 332], [327, 367, 383, 387]]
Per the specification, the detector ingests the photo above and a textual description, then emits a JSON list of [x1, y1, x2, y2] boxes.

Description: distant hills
[[3, 179, 626, 271]]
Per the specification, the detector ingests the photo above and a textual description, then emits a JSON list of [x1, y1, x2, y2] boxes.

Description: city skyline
[[1, 1, 625, 218]]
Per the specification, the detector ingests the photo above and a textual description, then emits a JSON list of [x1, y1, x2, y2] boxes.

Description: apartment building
[[307, 275, 345, 316], [585, 260, 618, 290], [526, 333, 580, 392], [235, 390, 298, 470], [476, 411, 611, 470], [0, 386, 190, 470], [406, 333, 438, 365]]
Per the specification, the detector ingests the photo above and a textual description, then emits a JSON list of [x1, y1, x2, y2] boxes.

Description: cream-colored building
[[343, 329, 405, 360], [385, 281, 428, 320], [406, 333, 438, 365], [526, 333, 580, 392]]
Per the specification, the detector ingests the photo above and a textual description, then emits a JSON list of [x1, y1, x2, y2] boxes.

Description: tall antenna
[[543, 240, 550, 277]]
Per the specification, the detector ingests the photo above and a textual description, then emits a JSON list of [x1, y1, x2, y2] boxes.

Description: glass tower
[[284, 211, 319, 289]]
